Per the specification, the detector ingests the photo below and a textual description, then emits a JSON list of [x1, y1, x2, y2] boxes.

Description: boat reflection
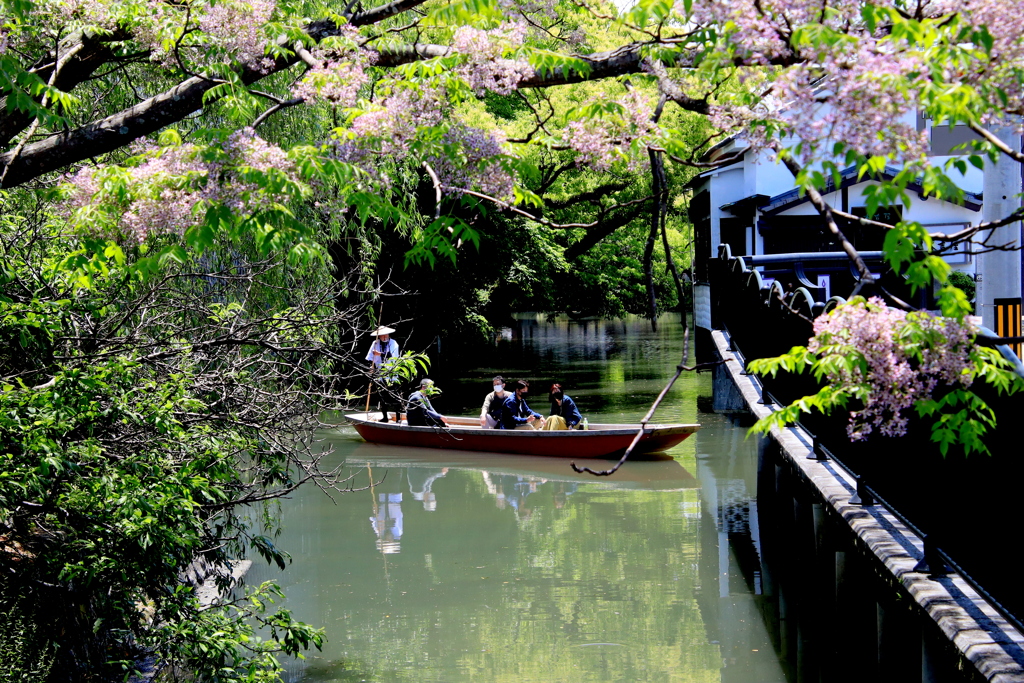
[[342, 441, 698, 492]]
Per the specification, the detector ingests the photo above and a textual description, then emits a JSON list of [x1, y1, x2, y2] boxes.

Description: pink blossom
[[348, 85, 447, 155], [130, 0, 191, 66], [198, 0, 276, 69], [427, 124, 515, 200], [48, 0, 116, 28], [495, 0, 558, 20], [67, 143, 209, 243], [65, 129, 300, 244], [452, 23, 533, 96], [291, 27, 374, 106], [565, 91, 657, 171], [292, 60, 368, 106], [710, 42, 930, 163], [808, 297, 975, 440]]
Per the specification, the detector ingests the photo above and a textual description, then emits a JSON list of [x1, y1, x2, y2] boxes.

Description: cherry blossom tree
[[2, 0, 1021, 310], [4, 0, 1024, 677]]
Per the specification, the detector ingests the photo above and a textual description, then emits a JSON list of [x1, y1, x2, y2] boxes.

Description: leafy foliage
[[0, 202, 382, 680]]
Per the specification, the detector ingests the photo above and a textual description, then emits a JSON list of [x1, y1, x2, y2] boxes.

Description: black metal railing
[[712, 246, 1024, 635], [751, 374, 1024, 637]]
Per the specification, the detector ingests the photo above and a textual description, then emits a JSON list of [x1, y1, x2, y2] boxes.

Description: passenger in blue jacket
[[546, 383, 583, 430], [499, 379, 542, 429]]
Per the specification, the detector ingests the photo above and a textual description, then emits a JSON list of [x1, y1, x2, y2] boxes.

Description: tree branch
[[563, 201, 648, 259], [349, 0, 432, 26], [0, 32, 722, 187], [570, 356, 729, 476], [544, 182, 628, 210], [968, 121, 1024, 164]]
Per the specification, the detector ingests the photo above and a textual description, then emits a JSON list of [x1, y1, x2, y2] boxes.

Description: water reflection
[[246, 315, 788, 683], [369, 493, 403, 555], [407, 468, 447, 512]]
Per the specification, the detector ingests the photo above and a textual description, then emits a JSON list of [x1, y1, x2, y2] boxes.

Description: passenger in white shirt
[[479, 375, 507, 428]]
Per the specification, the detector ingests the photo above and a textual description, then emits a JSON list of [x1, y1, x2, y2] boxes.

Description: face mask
[[494, 385, 503, 392]]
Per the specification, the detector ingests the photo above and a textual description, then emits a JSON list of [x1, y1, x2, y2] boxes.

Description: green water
[[247, 314, 786, 683]]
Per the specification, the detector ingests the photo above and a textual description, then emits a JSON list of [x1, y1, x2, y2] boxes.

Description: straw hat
[[368, 326, 396, 336]]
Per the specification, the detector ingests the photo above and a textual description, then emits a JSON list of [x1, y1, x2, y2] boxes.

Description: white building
[[688, 114, 1022, 341]]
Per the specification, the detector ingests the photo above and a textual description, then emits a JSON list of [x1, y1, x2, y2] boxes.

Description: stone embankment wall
[[711, 329, 1024, 683]]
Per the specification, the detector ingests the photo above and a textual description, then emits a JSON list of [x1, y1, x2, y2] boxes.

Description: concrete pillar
[[922, 626, 944, 683], [977, 125, 1022, 330], [834, 550, 850, 682], [835, 551, 846, 611], [779, 581, 793, 665], [812, 503, 825, 557], [796, 619, 807, 683], [712, 362, 747, 412], [877, 601, 887, 668], [793, 494, 813, 683]]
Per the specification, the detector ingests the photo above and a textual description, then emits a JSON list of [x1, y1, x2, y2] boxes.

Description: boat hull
[[343, 413, 699, 458]]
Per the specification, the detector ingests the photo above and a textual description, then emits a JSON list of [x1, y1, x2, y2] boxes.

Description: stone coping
[[712, 329, 1024, 683]]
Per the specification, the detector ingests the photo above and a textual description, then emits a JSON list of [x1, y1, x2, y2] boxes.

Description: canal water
[[247, 314, 787, 683]]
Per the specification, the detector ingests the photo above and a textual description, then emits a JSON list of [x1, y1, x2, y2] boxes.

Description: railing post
[[807, 434, 828, 461], [849, 476, 874, 506], [758, 384, 774, 406], [912, 534, 949, 578]]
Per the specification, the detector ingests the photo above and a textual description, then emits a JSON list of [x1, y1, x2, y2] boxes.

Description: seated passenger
[[499, 379, 543, 429], [479, 375, 507, 428], [407, 379, 448, 427], [544, 383, 583, 430]]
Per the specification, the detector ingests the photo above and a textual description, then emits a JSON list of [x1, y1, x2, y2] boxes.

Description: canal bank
[[710, 328, 1024, 683]]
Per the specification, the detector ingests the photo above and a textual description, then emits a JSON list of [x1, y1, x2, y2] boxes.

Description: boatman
[[479, 375, 507, 428], [407, 378, 448, 427], [366, 325, 400, 423], [499, 379, 543, 429]]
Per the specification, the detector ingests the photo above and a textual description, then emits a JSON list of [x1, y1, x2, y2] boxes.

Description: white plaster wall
[[771, 182, 979, 273], [710, 166, 745, 255], [902, 199, 978, 225], [717, 108, 989, 272], [751, 149, 798, 198], [926, 156, 985, 194], [771, 183, 980, 226], [692, 178, 712, 261]]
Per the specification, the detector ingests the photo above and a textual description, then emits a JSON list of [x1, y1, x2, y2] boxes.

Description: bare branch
[[645, 58, 710, 115], [544, 182, 628, 210], [0, 29, 130, 146], [448, 187, 647, 229], [349, 0, 432, 26], [571, 358, 728, 476], [253, 97, 305, 128], [422, 161, 441, 219], [968, 121, 1024, 165]]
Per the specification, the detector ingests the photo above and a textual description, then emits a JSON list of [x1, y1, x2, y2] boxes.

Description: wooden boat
[[343, 413, 700, 459]]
